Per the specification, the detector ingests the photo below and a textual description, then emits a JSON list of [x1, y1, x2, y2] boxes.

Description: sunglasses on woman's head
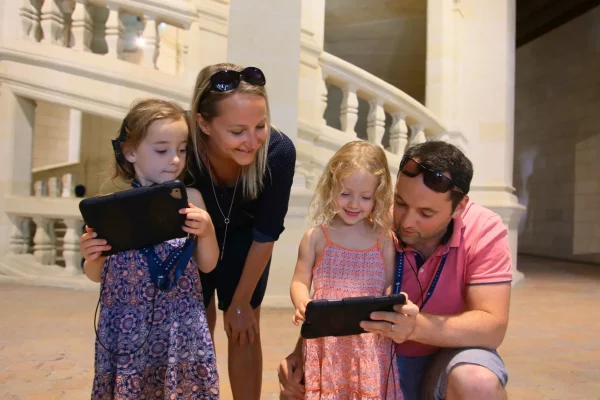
[[399, 156, 464, 194], [209, 67, 266, 92]]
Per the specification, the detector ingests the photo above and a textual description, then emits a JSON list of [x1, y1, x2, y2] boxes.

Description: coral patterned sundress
[[303, 226, 403, 400]]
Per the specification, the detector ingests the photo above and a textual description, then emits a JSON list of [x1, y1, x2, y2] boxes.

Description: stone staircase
[[0, 0, 460, 304]]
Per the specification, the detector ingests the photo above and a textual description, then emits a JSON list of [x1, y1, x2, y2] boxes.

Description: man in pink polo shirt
[[363, 141, 511, 400], [279, 141, 511, 400]]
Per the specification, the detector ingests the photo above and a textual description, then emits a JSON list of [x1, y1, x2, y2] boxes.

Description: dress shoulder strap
[[321, 224, 331, 242]]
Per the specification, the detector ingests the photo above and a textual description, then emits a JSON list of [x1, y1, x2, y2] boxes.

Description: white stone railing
[[5, 173, 83, 274], [319, 52, 448, 155], [295, 52, 450, 189], [32, 172, 80, 198], [32, 162, 85, 194], [19, 0, 197, 74]]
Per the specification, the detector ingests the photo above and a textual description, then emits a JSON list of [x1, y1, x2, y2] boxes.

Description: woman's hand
[[80, 226, 110, 262], [180, 202, 214, 238], [292, 299, 311, 326], [224, 302, 258, 346]]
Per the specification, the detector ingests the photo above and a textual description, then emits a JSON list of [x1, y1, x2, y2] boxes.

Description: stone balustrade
[[10, 2, 450, 264], [6, 173, 83, 275], [19, 0, 197, 73], [319, 52, 449, 155], [295, 52, 450, 189]]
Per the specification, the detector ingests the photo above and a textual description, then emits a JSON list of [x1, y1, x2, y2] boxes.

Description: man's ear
[[196, 113, 211, 136], [451, 195, 469, 218], [123, 144, 136, 164]]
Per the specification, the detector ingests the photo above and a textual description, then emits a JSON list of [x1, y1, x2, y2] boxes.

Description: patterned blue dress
[[91, 238, 219, 399]]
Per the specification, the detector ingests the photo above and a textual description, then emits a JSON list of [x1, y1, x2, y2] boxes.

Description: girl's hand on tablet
[[80, 226, 110, 262], [180, 203, 214, 238], [292, 299, 311, 326]]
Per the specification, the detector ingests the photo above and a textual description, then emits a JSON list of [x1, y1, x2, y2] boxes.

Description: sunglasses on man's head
[[209, 67, 266, 92], [399, 156, 464, 194]]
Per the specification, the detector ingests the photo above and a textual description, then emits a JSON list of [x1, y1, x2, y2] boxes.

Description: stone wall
[[80, 114, 122, 196], [324, 0, 426, 103], [514, 5, 600, 264], [32, 102, 70, 169]]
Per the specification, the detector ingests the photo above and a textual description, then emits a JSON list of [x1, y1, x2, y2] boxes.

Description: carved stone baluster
[[60, 0, 75, 47], [63, 218, 83, 275], [19, 0, 39, 41], [408, 124, 427, 148], [8, 216, 31, 255], [61, 173, 74, 197], [141, 18, 159, 69], [182, 20, 200, 84], [33, 217, 56, 265], [19, 0, 34, 40], [40, 0, 65, 45], [318, 70, 328, 125], [340, 84, 359, 137], [389, 112, 409, 155], [367, 99, 386, 147], [181, 40, 189, 76], [48, 177, 60, 197], [70, 1, 92, 51], [105, 7, 123, 60], [33, 180, 47, 197]]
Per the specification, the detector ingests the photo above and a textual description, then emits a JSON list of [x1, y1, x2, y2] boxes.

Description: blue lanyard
[[130, 180, 195, 291], [140, 238, 194, 291], [393, 252, 448, 310]]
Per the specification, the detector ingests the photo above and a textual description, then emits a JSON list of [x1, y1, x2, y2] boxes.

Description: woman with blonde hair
[[187, 63, 296, 399]]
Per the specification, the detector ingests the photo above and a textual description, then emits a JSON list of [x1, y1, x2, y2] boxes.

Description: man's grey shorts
[[396, 348, 508, 400]]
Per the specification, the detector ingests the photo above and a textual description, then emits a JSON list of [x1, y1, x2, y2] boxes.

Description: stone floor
[[0, 255, 599, 400]]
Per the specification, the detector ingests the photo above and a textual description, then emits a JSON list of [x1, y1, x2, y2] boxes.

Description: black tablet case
[[78, 180, 188, 256], [300, 293, 407, 339]]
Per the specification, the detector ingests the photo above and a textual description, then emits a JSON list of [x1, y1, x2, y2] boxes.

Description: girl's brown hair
[[310, 141, 393, 232], [113, 98, 189, 183], [189, 63, 271, 199]]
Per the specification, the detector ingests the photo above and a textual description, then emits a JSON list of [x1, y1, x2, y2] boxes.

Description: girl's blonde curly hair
[[310, 141, 393, 232]]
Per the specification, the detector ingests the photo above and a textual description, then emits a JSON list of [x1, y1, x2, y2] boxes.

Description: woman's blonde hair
[[310, 141, 393, 232], [113, 98, 189, 183], [189, 63, 271, 199]]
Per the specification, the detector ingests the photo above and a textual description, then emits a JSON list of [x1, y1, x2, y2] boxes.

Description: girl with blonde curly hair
[[290, 141, 402, 399]]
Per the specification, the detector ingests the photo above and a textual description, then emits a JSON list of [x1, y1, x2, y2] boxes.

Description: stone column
[[454, 0, 525, 283], [226, 0, 302, 142], [0, 85, 36, 256], [426, 0, 458, 129], [299, 0, 326, 125], [227, 0, 312, 307], [184, 0, 229, 87], [68, 109, 82, 162]]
